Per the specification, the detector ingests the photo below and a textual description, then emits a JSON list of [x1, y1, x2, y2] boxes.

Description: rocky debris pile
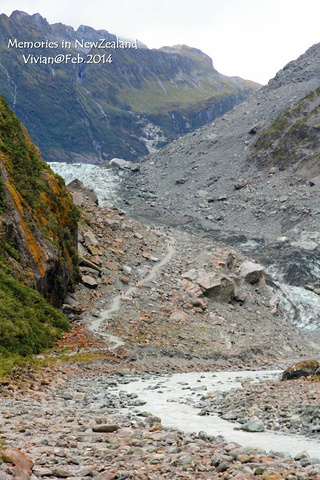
[[0, 369, 320, 480], [62, 194, 168, 327], [203, 373, 320, 439], [0, 187, 320, 479], [59, 185, 317, 369]]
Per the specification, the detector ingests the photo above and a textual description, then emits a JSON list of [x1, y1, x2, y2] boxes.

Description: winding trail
[[87, 234, 176, 348]]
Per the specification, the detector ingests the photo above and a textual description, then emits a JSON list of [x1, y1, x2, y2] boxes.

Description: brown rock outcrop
[[282, 359, 320, 380], [2, 447, 34, 480], [181, 268, 235, 302]]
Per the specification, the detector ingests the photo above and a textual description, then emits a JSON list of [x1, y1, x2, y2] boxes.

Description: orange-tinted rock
[[181, 278, 203, 297], [181, 268, 235, 302], [105, 260, 118, 271], [3, 447, 34, 480], [213, 248, 237, 270]]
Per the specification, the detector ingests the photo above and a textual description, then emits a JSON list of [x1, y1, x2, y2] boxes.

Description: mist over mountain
[[0, 11, 259, 163]]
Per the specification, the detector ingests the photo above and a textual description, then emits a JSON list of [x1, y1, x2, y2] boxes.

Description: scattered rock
[[83, 231, 99, 247], [234, 178, 247, 190], [2, 448, 34, 480], [169, 310, 188, 322], [52, 468, 71, 478], [92, 424, 120, 433], [80, 258, 102, 272], [242, 416, 265, 432], [82, 275, 99, 288], [108, 158, 134, 170], [175, 178, 186, 184]]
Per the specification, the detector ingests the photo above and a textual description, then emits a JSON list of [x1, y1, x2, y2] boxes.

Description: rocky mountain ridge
[[0, 11, 259, 163], [0, 96, 79, 357], [120, 41, 320, 301]]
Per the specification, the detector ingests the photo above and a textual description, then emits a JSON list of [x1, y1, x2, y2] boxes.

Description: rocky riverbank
[[0, 362, 320, 480], [205, 374, 320, 440]]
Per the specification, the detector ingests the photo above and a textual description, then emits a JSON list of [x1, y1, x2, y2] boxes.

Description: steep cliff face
[[250, 85, 320, 176], [0, 95, 79, 307], [0, 11, 260, 163]]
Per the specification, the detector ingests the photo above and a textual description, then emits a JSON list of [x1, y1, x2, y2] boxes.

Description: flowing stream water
[[114, 370, 320, 458]]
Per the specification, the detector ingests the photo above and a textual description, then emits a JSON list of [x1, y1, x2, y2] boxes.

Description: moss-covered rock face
[[0, 95, 80, 306], [251, 86, 320, 175], [0, 11, 260, 163]]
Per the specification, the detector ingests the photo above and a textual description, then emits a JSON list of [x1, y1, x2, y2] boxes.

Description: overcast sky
[[1, 0, 320, 84]]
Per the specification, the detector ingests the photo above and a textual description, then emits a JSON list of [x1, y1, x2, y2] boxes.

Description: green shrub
[[0, 269, 70, 357]]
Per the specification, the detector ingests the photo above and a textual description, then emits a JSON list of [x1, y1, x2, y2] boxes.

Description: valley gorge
[[0, 11, 320, 480], [0, 11, 259, 164]]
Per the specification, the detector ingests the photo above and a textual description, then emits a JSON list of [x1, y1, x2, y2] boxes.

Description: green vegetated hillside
[[0, 11, 260, 163], [251, 86, 320, 175], [0, 96, 79, 363]]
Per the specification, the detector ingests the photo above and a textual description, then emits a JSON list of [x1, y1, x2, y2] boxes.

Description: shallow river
[[114, 370, 320, 458]]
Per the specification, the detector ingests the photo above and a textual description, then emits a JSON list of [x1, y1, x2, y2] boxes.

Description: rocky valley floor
[[0, 363, 319, 480], [0, 187, 320, 479]]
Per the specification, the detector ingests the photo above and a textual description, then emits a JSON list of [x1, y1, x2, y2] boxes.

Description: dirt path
[[87, 234, 176, 348]]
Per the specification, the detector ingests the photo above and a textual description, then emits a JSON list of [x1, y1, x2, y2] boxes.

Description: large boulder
[[181, 268, 235, 302], [239, 261, 265, 284], [241, 416, 265, 432], [68, 178, 99, 205], [282, 359, 320, 380]]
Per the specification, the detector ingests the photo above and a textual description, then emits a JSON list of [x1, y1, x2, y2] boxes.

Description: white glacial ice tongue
[[48, 162, 121, 206]]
